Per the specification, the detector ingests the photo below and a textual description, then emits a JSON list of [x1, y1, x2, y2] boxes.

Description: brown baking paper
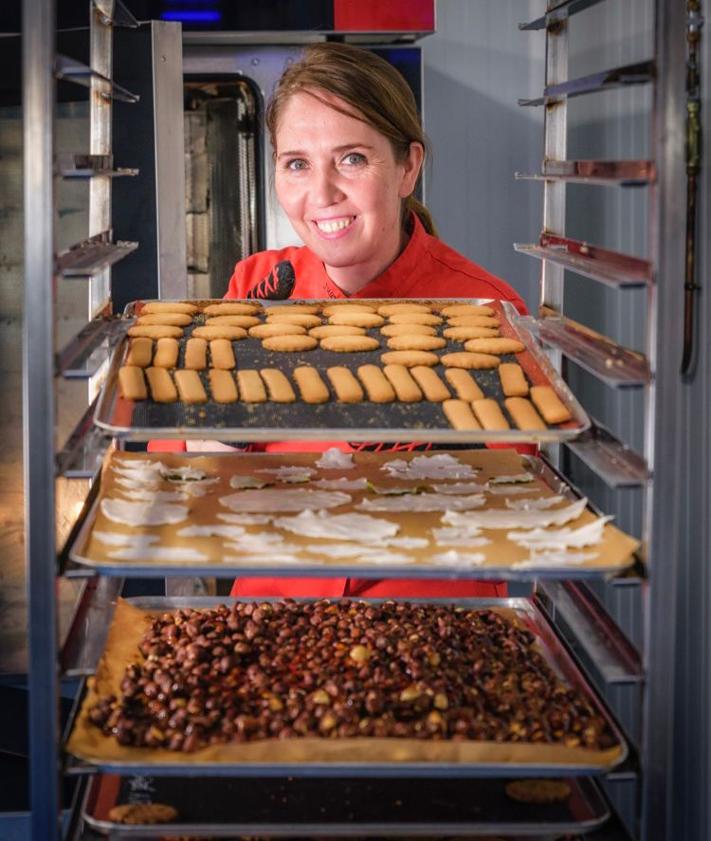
[[66, 600, 623, 769], [74, 449, 639, 575]]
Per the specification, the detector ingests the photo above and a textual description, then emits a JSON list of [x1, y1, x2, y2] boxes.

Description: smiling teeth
[[316, 218, 353, 233]]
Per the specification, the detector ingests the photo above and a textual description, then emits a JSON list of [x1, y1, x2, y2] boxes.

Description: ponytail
[[405, 195, 438, 238]]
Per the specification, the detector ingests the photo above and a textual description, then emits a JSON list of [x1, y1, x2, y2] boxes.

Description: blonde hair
[[266, 42, 437, 236]]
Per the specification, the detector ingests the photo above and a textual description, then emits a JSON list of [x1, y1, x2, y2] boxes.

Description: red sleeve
[[225, 259, 248, 299]]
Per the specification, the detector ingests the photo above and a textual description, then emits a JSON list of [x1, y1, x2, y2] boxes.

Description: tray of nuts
[[93, 298, 590, 443], [65, 597, 626, 776]]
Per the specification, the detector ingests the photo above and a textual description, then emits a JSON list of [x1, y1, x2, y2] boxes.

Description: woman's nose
[[310, 166, 345, 207]]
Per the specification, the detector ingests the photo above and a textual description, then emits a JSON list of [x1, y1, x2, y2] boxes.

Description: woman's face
[[274, 90, 423, 292]]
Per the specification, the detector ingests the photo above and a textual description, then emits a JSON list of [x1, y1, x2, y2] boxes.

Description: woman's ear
[[398, 142, 425, 198]]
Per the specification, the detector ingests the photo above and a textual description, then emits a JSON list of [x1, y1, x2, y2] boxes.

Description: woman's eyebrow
[[276, 143, 374, 159]]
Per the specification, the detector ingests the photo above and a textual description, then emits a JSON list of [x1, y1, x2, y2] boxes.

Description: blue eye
[[342, 152, 366, 166], [286, 159, 307, 171]]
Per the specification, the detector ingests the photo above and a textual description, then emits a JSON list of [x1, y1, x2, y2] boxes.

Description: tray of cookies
[[93, 298, 590, 443], [65, 596, 627, 776], [67, 449, 639, 579]]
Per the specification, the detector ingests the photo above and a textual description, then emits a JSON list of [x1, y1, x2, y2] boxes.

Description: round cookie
[[464, 337, 525, 355], [267, 313, 322, 328], [309, 325, 366, 339], [107, 802, 179, 825], [329, 312, 385, 328], [191, 325, 247, 341], [141, 301, 199, 315], [505, 779, 571, 804], [443, 326, 500, 341], [249, 323, 306, 339], [136, 313, 193, 327], [203, 302, 261, 316], [128, 325, 183, 340], [388, 313, 443, 326], [441, 351, 500, 369], [320, 335, 380, 353], [321, 303, 377, 316], [380, 323, 437, 338], [386, 335, 446, 351], [380, 350, 439, 367], [262, 334, 318, 352], [205, 314, 261, 328], [440, 303, 495, 318], [377, 302, 432, 316]]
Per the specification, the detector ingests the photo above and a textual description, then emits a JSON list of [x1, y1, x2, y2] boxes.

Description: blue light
[[160, 11, 222, 22]]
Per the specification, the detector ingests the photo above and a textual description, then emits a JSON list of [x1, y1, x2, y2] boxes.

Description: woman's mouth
[[313, 216, 356, 238]]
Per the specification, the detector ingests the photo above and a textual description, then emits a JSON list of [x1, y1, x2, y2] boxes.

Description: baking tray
[[81, 772, 610, 837], [64, 596, 628, 777], [67, 450, 639, 580], [93, 298, 590, 443]]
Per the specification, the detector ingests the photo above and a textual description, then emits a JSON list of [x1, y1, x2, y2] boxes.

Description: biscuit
[[380, 350, 439, 368], [410, 366, 451, 402], [472, 398, 510, 430], [267, 313, 322, 328], [444, 368, 484, 401], [141, 301, 199, 315], [320, 335, 380, 353], [443, 399, 481, 431], [380, 323, 437, 338], [208, 369, 238, 403], [499, 362, 529, 397], [237, 369, 267, 403], [128, 325, 183, 340], [145, 367, 178, 403], [118, 366, 147, 401], [356, 365, 396, 403], [293, 366, 330, 403], [262, 334, 318, 352], [249, 323, 306, 339], [191, 325, 247, 341], [329, 312, 385, 329], [108, 802, 179, 825], [443, 326, 500, 341], [321, 303, 376, 316], [441, 352, 500, 370], [261, 368, 297, 403], [183, 337, 207, 370], [383, 364, 423, 402], [464, 338, 525, 355], [440, 303, 496, 318], [265, 304, 320, 315], [505, 397, 547, 430], [205, 314, 261, 329], [125, 337, 153, 368], [152, 338, 179, 369], [327, 367, 365, 403], [137, 312, 193, 327], [309, 325, 366, 339], [386, 335, 446, 352], [447, 315, 501, 329], [174, 369, 208, 404], [529, 385, 572, 424], [203, 302, 261, 316], [209, 339, 235, 370], [377, 302, 432, 316], [505, 779, 571, 804], [388, 313, 442, 326]]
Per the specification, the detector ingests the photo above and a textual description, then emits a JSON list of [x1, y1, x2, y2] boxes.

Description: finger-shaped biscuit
[[174, 369, 208, 404], [443, 399, 481, 430], [209, 339, 235, 370], [309, 325, 366, 339], [357, 365, 396, 403], [262, 335, 318, 352], [441, 352, 500, 370], [472, 398, 510, 430], [327, 366, 364, 403], [380, 350, 439, 368], [386, 335, 446, 352], [447, 315, 500, 328], [145, 367, 178, 402], [440, 304, 495, 318], [191, 325, 247, 341], [203, 302, 261, 316], [410, 366, 451, 402], [261, 368, 296, 403], [137, 312, 193, 327], [267, 313, 322, 328], [128, 325, 183, 340], [141, 301, 199, 315], [152, 337, 179, 369], [529, 385, 572, 424], [380, 323, 436, 338], [321, 303, 376, 316], [249, 323, 306, 339], [464, 338, 525, 355], [125, 337, 153, 367], [388, 313, 442, 326], [118, 366, 147, 400], [444, 368, 484, 401], [205, 314, 261, 328], [208, 369, 238, 403], [320, 335, 380, 353], [108, 802, 178, 825], [377, 302, 432, 316], [184, 337, 208, 370], [505, 396, 547, 430], [293, 366, 330, 403], [443, 326, 500, 341], [329, 312, 385, 329], [499, 362, 529, 397], [265, 304, 320, 315], [237, 370, 267, 403], [383, 364, 423, 402]]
